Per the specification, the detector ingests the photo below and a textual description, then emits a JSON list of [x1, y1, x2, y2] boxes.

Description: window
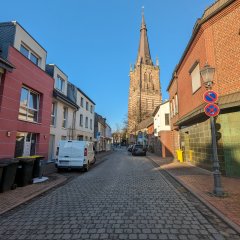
[[170, 101, 173, 118], [80, 97, 84, 107], [80, 114, 83, 126], [190, 62, 201, 93], [30, 53, 38, 65], [172, 98, 176, 116], [85, 116, 88, 128], [86, 101, 89, 111], [90, 119, 93, 130], [51, 102, 56, 126], [90, 105, 93, 113], [175, 94, 178, 114], [62, 107, 68, 128], [56, 76, 65, 92], [19, 87, 39, 122], [20, 44, 39, 66], [20, 45, 29, 58], [165, 113, 170, 126]]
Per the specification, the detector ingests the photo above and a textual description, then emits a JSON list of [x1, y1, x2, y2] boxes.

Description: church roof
[[136, 10, 153, 66]]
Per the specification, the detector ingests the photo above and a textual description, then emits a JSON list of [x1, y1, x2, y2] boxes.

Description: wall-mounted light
[[44, 135, 47, 139], [6, 131, 11, 137]]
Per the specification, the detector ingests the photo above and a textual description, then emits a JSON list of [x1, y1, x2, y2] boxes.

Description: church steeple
[[136, 8, 153, 65]]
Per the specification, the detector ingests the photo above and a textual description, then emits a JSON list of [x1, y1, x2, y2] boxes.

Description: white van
[[55, 140, 96, 172]]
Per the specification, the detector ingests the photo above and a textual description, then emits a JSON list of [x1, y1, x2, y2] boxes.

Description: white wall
[[75, 89, 95, 141], [154, 101, 170, 136], [50, 101, 75, 160], [14, 22, 47, 70]]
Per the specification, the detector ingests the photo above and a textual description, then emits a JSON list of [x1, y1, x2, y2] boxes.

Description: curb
[[147, 156, 240, 235]]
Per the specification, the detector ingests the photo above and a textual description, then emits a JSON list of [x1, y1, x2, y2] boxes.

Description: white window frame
[[62, 107, 68, 128], [190, 62, 201, 93], [20, 43, 40, 66], [19, 86, 39, 123], [80, 97, 84, 107], [56, 75, 65, 92], [80, 114, 83, 126], [51, 102, 57, 126], [90, 119, 92, 130], [175, 94, 178, 114], [85, 116, 88, 128], [90, 105, 93, 113]]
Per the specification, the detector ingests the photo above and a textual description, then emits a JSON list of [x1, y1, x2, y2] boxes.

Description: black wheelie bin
[[0, 158, 19, 193], [15, 158, 34, 187]]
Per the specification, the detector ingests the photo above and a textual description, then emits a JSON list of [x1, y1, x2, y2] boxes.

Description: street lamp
[[200, 63, 224, 197]]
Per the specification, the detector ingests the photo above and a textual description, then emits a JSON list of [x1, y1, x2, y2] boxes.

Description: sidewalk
[[147, 152, 240, 233], [0, 151, 112, 215]]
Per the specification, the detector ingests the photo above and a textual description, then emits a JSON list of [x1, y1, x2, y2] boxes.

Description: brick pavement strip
[[146, 153, 240, 233], [0, 149, 239, 240]]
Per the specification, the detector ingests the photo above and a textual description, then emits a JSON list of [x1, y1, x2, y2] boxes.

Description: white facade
[[153, 101, 170, 136], [13, 22, 47, 71], [48, 65, 78, 161], [75, 89, 95, 141]]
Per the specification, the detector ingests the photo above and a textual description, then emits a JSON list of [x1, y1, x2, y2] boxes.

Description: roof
[[136, 11, 153, 66], [77, 87, 96, 105], [152, 100, 170, 117], [136, 117, 153, 130], [53, 89, 79, 110], [167, 0, 235, 91], [0, 21, 47, 53], [0, 57, 15, 72]]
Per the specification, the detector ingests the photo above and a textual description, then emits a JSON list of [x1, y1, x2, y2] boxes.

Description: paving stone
[[0, 150, 238, 240]]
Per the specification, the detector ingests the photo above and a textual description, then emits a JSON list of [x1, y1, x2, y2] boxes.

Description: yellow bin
[[176, 149, 184, 163]]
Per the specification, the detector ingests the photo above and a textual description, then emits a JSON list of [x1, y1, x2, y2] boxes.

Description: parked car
[[127, 145, 133, 152], [55, 140, 96, 172], [132, 144, 147, 156]]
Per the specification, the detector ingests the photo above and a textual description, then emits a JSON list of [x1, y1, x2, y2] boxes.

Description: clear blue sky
[[1, 0, 214, 131]]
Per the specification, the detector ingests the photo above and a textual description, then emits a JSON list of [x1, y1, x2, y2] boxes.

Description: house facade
[[152, 101, 172, 157], [46, 64, 79, 161], [75, 87, 95, 142], [167, 0, 240, 176], [0, 21, 54, 159]]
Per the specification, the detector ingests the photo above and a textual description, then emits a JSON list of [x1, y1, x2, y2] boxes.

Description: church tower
[[128, 10, 162, 133]]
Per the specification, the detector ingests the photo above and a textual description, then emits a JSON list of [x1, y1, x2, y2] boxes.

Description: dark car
[[132, 144, 147, 156]]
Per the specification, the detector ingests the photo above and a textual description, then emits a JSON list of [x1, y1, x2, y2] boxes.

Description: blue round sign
[[203, 90, 218, 103], [204, 103, 220, 117]]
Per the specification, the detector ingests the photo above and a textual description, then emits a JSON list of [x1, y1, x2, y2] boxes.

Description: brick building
[[167, 0, 240, 177], [128, 12, 162, 134], [0, 22, 54, 159]]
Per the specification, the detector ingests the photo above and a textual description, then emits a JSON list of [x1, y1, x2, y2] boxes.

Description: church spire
[[136, 7, 153, 65]]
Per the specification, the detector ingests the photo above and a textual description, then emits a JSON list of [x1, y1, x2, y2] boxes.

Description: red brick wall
[[159, 131, 174, 158], [0, 47, 54, 159], [147, 124, 154, 135], [168, 1, 240, 121]]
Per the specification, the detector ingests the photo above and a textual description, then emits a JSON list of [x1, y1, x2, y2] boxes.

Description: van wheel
[[84, 161, 90, 172]]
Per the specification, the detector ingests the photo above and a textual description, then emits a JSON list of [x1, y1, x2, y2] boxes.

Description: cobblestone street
[[0, 150, 239, 240]]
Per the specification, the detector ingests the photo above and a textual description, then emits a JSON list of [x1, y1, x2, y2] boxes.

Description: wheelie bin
[[15, 158, 34, 187], [0, 158, 19, 193], [32, 156, 45, 178]]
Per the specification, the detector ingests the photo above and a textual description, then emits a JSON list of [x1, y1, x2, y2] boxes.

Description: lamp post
[[200, 63, 224, 197]]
